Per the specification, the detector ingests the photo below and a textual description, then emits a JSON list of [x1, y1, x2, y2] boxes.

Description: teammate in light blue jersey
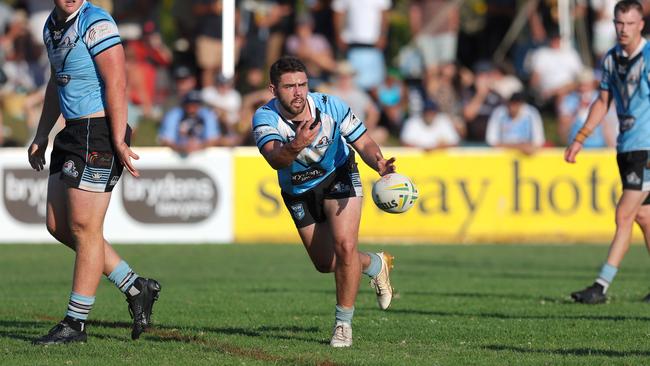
[[28, 0, 160, 345], [565, 0, 650, 304], [253, 56, 396, 347]]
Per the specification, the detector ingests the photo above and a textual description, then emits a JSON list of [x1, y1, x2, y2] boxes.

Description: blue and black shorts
[[281, 151, 363, 228], [616, 150, 650, 204], [50, 117, 131, 192]]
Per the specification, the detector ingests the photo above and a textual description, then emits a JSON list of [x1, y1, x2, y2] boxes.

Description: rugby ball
[[372, 173, 418, 214]]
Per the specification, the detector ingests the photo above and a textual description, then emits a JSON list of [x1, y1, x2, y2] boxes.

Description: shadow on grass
[[389, 308, 650, 322], [485, 344, 650, 358]]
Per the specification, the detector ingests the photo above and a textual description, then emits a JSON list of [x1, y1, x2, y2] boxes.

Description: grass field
[[2, 243, 650, 365]]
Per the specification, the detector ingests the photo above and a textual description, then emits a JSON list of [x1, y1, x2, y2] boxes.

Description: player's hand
[[376, 152, 396, 176], [290, 118, 320, 151], [27, 135, 48, 172], [115, 141, 140, 177], [564, 141, 583, 163]]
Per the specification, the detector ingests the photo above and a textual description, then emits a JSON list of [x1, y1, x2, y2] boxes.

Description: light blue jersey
[[600, 40, 650, 152], [43, 1, 122, 119], [252, 93, 367, 195]]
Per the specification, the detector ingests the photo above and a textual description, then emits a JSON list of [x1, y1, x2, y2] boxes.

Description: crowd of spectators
[[1, 0, 648, 154]]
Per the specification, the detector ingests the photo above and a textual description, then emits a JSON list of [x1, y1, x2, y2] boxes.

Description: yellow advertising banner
[[234, 147, 633, 244]]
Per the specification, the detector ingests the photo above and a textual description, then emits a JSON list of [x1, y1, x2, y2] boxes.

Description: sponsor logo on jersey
[[62, 160, 79, 178], [290, 203, 305, 220], [84, 21, 118, 48], [291, 167, 326, 185]]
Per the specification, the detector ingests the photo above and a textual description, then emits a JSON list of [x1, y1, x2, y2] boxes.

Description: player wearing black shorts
[[28, 0, 160, 345]]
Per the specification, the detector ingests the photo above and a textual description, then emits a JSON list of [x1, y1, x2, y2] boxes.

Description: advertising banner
[[0, 148, 233, 243], [234, 147, 631, 243]]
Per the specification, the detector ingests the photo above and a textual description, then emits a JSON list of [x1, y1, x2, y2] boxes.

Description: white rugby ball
[[372, 173, 418, 214]]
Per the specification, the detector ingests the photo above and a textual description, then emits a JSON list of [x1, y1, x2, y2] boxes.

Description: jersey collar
[[618, 38, 647, 58], [49, 0, 87, 25]]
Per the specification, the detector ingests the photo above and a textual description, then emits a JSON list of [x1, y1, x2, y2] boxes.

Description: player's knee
[[334, 240, 358, 260], [636, 210, 650, 227], [615, 209, 637, 226]]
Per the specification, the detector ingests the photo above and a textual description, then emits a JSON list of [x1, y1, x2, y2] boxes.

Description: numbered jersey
[[252, 93, 367, 195], [601, 40, 650, 153], [43, 1, 122, 119]]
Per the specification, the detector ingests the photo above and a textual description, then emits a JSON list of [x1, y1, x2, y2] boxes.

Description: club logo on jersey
[[290, 203, 305, 220], [62, 160, 79, 178], [56, 74, 71, 86], [59, 36, 76, 49], [627, 171, 641, 185], [314, 135, 332, 149], [52, 29, 63, 41]]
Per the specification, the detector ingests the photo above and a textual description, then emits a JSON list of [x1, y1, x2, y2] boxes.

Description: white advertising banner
[[0, 148, 233, 244]]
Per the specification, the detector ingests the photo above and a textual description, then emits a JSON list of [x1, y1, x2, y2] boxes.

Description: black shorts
[[616, 150, 650, 205], [281, 152, 363, 228], [50, 117, 131, 192]]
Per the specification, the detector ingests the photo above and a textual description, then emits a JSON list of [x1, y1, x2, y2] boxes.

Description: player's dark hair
[[270, 56, 307, 87], [615, 0, 643, 16]]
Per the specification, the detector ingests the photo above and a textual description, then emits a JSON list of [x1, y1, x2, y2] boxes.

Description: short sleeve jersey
[[43, 1, 122, 119], [600, 40, 650, 152], [252, 93, 367, 195]]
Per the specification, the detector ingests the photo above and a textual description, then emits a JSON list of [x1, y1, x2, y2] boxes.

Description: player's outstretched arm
[[28, 75, 61, 172], [564, 89, 610, 164], [351, 133, 396, 176]]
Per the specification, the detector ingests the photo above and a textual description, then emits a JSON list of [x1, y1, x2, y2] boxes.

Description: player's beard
[[278, 95, 306, 117]]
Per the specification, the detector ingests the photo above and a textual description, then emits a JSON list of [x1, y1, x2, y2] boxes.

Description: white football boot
[[370, 251, 394, 310], [330, 321, 353, 348]]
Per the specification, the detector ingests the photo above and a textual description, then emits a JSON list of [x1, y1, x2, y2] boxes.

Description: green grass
[[2, 244, 650, 365]]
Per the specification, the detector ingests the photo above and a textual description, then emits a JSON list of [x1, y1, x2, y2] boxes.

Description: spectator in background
[[202, 74, 243, 146], [527, 29, 583, 106], [333, 0, 391, 90], [559, 69, 617, 148], [171, 65, 198, 103], [400, 99, 460, 150], [591, 0, 618, 63], [486, 91, 545, 155], [159, 90, 221, 155], [123, 22, 172, 130], [285, 13, 336, 88], [326, 61, 384, 144], [373, 68, 408, 140], [461, 61, 503, 144], [193, 0, 224, 88], [408, 0, 459, 77]]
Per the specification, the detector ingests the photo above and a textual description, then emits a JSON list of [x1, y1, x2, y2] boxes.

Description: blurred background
[[0, 0, 635, 151]]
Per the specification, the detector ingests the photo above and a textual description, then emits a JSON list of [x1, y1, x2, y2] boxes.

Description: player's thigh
[[297, 221, 336, 272], [616, 189, 649, 219], [322, 196, 362, 245], [66, 188, 112, 232], [46, 173, 73, 244]]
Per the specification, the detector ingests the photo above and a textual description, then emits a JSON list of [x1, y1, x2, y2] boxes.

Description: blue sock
[[596, 263, 618, 293], [66, 292, 95, 324], [107, 260, 139, 294], [363, 252, 382, 277], [335, 305, 354, 324]]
